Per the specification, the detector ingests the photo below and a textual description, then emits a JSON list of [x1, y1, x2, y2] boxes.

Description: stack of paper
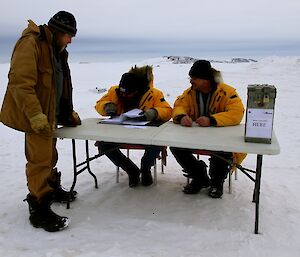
[[100, 108, 149, 126]]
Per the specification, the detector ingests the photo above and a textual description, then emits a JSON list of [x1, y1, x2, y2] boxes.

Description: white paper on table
[[100, 116, 124, 124], [122, 108, 144, 118], [123, 125, 148, 129], [99, 108, 148, 125]]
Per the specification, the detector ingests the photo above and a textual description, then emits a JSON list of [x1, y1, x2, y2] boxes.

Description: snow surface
[[0, 56, 300, 257]]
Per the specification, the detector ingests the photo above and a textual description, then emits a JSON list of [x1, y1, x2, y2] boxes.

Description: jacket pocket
[[37, 66, 53, 89]]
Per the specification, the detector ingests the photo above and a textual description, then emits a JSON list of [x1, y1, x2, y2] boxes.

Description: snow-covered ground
[[0, 56, 299, 257]]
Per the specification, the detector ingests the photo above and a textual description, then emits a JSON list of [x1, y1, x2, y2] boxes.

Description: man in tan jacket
[[0, 11, 81, 232]]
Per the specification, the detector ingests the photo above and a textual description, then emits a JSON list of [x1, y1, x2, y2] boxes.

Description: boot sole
[[182, 185, 210, 194], [30, 217, 70, 232]]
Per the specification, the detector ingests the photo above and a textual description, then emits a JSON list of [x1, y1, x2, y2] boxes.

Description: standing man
[[95, 65, 172, 187], [170, 60, 246, 198], [0, 11, 81, 232]]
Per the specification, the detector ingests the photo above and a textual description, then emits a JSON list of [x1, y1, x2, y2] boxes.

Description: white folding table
[[54, 118, 280, 234], [54, 118, 167, 208], [152, 122, 280, 234]]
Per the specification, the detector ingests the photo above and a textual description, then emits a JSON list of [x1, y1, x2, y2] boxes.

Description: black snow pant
[[170, 147, 232, 186]]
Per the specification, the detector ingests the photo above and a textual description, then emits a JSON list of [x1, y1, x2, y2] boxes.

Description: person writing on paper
[[0, 11, 81, 232], [170, 60, 246, 198], [95, 65, 172, 187]]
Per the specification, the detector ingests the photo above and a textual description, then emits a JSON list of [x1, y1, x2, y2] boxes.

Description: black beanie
[[189, 60, 213, 80], [48, 11, 77, 36], [119, 73, 141, 94]]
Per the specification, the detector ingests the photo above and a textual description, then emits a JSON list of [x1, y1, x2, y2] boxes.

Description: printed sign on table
[[245, 108, 274, 139]]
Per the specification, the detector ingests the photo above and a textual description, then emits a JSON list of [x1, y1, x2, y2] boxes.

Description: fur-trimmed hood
[[128, 65, 154, 88], [212, 68, 223, 84]]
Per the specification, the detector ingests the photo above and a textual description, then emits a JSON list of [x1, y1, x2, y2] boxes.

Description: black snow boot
[[182, 160, 210, 194], [127, 169, 141, 187], [208, 153, 232, 199], [141, 169, 153, 186], [208, 184, 224, 198], [26, 193, 69, 232], [118, 158, 140, 187], [182, 178, 210, 194], [49, 169, 77, 203], [101, 144, 141, 187]]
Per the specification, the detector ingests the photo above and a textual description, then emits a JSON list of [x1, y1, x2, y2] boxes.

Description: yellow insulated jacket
[[95, 84, 172, 122], [172, 83, 246, 166]]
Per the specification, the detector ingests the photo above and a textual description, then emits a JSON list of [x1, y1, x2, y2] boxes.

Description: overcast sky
[[1, 0, 299, 40], [1, 0, 300, 60]]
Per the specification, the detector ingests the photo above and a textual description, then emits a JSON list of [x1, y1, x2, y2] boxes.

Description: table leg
[[67, 139, 100, 209], [254, 154, 263, 234], [85, 140, 98, 188], [67, 139, 78, 209]]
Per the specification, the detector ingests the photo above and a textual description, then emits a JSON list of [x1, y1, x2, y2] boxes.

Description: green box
[[244, 84, 277, 143]]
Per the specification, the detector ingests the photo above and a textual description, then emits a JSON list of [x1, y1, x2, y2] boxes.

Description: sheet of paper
[[99, 108, 149, 126], [123, 108, 144, 118], [123, 125, 148, 129], [122, 120, 149, 126], [100, 116, 124, 124], [245, 108, 274, 138]]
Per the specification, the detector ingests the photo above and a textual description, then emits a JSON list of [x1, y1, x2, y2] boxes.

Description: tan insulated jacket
[[0, 20, 75, 134]]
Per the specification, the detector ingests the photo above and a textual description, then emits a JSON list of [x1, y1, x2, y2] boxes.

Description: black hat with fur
[[189, 60, 214, 81]]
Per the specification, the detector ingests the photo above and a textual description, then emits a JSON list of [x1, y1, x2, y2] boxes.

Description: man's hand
[[196, 116, 210, 127], [104, 103, 117, 116], [29, 113, 51, 134], [180, 115, 193, 127]]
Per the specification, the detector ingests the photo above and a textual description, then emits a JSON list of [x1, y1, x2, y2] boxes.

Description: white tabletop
[[54, 119, 280, 156], [53, 118, 166, 145], [152, 122, 280, 155]]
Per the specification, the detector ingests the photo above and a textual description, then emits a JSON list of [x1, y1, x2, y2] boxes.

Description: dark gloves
[[144, 108, 158, 121], [56, 111, 81, 127], [174, 114, 186, 124], [104, 103, 117, 116], [70, 111, 81, 125]]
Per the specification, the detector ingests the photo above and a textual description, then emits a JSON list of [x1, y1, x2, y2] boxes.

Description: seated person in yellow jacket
[[95, 65, 172, 187], [170, 60, 246, 198]]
